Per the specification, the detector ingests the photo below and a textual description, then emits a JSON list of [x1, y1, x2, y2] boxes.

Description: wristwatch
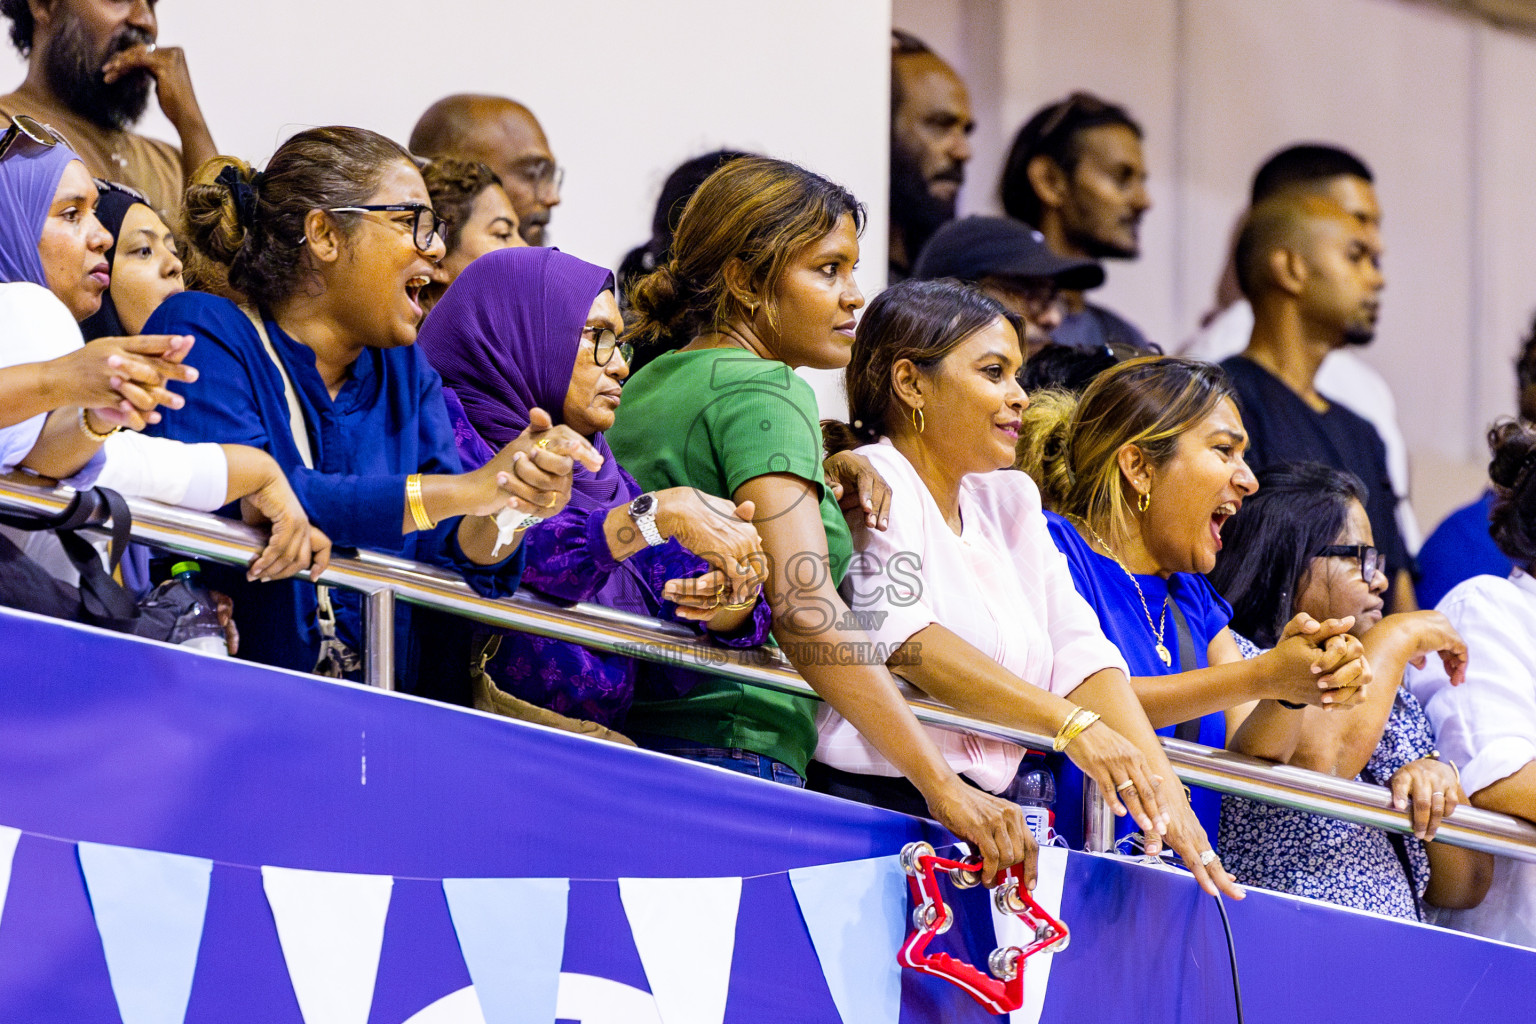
[[628, 492, 664, 546]]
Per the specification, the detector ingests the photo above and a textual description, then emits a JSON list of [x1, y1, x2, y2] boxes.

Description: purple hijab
[[416, 246, 627, 511], [0, 138, 80, 287]]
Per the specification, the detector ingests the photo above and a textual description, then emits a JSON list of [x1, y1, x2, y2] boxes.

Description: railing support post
[[1083, 779, 1115, 853], [364, 589, 395, 691]]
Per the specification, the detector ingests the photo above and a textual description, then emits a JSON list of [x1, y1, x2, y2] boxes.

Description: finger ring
[[536, 437, 552, 450], [1115, 779, 1137, 793], [1198, 850, 1219, 866], [543, 494, 557, 507], [145, 43, 157, 53], [1432, 791, 1445, 800]]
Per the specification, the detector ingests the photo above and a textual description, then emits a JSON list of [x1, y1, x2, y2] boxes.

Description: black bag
[[0, 487, 178, 640]]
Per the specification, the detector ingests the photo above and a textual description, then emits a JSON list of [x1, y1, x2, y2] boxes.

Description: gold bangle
[[1053, 707, 1100, 752], [77, 408, 118, 442], [405, 473, 435, 531]]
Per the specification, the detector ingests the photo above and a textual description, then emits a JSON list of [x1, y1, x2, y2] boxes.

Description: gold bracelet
[[77, 408, 119, 442], [1053, 707, 1101, 752], [405, 474, 436, 531]]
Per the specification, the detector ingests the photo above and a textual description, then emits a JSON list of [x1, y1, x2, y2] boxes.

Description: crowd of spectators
[[1, 5, 1534, 941]]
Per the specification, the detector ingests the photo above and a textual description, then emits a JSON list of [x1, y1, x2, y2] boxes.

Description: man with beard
[[888, 30, 972, 283], [0, 0, 215, 221], [410, 95, 562, 246], [999, 92, 1153, 353], [1222, 193, 1414, 609], [1183, 145, 1419, 558]]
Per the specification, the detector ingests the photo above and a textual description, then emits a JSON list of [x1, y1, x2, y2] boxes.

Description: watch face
[[630, 494, 655, 516]]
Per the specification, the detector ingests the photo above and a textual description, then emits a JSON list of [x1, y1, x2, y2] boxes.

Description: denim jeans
[[634, 734, 805, 788]]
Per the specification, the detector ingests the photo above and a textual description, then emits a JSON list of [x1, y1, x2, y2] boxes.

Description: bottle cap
[[171, 560, 202, 577]]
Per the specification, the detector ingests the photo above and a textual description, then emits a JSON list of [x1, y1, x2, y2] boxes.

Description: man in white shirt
[[1183, 144, 1420, 551]]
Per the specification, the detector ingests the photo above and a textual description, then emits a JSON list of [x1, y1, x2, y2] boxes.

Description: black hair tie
[[215, 165, 259, 229]]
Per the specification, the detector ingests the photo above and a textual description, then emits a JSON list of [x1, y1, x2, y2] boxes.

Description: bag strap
[[1166, 592, 1204, 743], [241, 305, 313, 469], [238, 306, 358, 675]]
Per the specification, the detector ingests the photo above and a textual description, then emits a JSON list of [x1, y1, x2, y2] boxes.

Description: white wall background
[[9, 0, 1531, 528], [897, 0, 1536, 530], [1, 0, 894, 414]]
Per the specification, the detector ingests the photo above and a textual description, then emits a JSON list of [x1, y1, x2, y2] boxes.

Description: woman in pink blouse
[[816, 279, 1241, 899]]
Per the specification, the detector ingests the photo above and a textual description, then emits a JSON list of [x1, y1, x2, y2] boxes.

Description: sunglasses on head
[[0, 115, 66, 163]]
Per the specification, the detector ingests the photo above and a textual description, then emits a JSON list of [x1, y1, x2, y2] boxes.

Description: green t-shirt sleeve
[[703, 358, 828, 498]]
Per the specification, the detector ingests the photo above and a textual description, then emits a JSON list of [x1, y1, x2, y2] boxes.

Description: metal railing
[[4, 478, 1535, 864]]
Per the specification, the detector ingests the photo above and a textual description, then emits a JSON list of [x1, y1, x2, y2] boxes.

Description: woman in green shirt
[[611, 156, 1093, 883]]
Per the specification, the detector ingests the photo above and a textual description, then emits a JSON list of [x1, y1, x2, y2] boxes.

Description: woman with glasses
[[0, 118, 328, 591], [416, 246, 770, 738], [144, 127, 602, 689], [1209, 462, 1489, 919], [1017, 357, 1373, 856]]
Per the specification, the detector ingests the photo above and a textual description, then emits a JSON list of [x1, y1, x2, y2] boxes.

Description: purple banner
[[0, 607, 1531, 1023]]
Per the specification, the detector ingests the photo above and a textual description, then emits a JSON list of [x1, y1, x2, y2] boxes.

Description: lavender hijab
[[0, 137, 80, 287], [416, 246, 627, 511]]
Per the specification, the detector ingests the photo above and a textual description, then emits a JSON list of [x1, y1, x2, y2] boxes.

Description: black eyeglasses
[[0, 115, 66, 162], [582, 326, 632, 368], [327, 203, 447, 252], [1317, 544, 1382, 581]]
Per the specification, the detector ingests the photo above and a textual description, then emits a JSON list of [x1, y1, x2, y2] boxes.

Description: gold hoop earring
[[911, 407, 925, 434], [1137, 490, 1150, 513]]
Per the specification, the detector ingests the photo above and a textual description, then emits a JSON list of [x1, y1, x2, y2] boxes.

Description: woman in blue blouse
[[414, 246, 771, 734], [147, 127, 600, 687], [1017, 357, 1373, 852]]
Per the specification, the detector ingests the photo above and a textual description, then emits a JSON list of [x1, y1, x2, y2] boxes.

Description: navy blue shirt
[[144, 291, 523, 687], [1417, 491, 1515, 609], [1045, 512, 1232, 849]]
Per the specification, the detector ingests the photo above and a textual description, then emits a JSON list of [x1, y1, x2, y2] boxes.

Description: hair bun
[[1488, 420, 1536, 490], [625, 260, 690, 347], [182, 156, 254, 267]]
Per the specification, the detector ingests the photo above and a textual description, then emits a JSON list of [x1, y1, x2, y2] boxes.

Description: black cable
[[1212, 893, 1245, 1024]]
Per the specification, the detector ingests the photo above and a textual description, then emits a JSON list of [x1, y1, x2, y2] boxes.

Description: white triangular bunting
[[261, 865, 393, 1024], [442, 876, 568, 1024], [788, 855, 906, 1024], [78, 841, 213, 1024], [618, 877, 741, 1024], [0, 825, 20, 928]]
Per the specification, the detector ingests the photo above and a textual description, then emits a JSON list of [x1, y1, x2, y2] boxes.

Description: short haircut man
[[1222, 194, 1412, 607], [996, 92, 1154, 353], [411, 94, 561, 246], [0, 0, 218, 220], [888, 29, 973, 282], [911, 215, 1103, 356]]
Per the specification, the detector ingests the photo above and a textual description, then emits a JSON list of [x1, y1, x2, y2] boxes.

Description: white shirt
[[816, 442, 1128, 792], [1406, 568, 1536, 946], [0, 281, 226, 506], [0, 282, 228, 587], [1182, 299, 1421, 550]]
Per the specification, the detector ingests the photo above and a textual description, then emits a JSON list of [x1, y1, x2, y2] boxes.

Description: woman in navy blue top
[[1018, 357, 1373, 860], [146, 128, 601, 687]]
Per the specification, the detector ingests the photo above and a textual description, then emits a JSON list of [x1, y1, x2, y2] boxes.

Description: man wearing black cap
[[912, 216, 1106, 356]]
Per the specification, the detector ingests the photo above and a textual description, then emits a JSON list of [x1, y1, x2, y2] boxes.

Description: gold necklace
[[1068, 514, 1172, 667]]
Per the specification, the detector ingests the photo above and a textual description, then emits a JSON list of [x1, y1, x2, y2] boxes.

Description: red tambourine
[[897, 841, 1069, 1014]]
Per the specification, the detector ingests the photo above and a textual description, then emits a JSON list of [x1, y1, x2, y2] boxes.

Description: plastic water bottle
[[1013, 762, 1056, 846], [156, 561, 228, 656]]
